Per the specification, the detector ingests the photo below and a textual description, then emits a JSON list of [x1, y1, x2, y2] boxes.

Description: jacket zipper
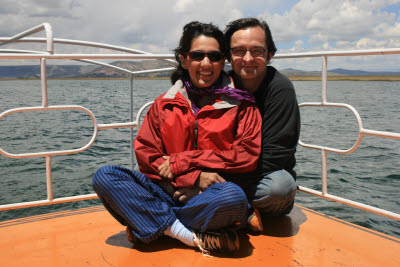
[[194, 120, 198, 150]]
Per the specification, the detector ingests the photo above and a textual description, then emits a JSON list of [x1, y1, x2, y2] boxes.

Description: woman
[[93, 21, 261, 255]]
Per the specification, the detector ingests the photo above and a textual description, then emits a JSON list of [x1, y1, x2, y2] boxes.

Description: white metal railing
[[0, 23, 399, 221], [296, 54, 400, 220], [0, 23, 54, 53], [0, 23, 171, 210]]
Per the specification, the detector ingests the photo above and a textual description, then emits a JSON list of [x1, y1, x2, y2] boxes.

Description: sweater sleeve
[[256, 71, 300, 176], [168, 103, 262, 176], [134, 95, 201, 188]]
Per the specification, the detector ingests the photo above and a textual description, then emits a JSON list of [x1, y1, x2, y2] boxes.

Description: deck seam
[[0, 206, 106, 228]]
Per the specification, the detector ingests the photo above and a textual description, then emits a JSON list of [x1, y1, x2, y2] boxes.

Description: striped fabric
[[92, 165, 248, 244]]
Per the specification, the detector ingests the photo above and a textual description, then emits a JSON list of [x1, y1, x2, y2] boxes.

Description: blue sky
[[1, 0, 400, 71]]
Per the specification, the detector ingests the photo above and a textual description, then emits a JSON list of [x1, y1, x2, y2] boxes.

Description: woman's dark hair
[[224, 17, 277, 60], [170, 21, 226, 84]]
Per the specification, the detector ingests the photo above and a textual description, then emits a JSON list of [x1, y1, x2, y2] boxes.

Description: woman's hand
[[196, 172, 226, 191], [173, 187, 202, 204], [158, 156, 174, 179]]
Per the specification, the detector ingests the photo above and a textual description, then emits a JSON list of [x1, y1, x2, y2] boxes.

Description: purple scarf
[[183, 75, 255, 116]]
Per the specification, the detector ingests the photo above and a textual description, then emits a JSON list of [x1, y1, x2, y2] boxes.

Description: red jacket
[[134, 77, 262, 188]]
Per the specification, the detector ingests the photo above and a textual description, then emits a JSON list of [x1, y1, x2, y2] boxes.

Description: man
[[224, 18, 300, 227]]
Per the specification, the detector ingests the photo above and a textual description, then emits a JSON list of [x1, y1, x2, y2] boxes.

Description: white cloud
[[285, 40, 305, 53], [267, 0, 399, 45], [356, 38, 386, 48], [375, 21, 400, 38], [174, 0, 198, 13]]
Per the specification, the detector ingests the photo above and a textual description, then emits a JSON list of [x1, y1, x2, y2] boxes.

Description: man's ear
[[180, 55, 189, 69], [266, 52, 273, 64]]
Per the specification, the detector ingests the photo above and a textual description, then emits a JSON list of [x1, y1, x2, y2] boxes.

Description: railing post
[[40, 57, 48, 107], [129, 74, 136, 170], [321, 149, 328, 195], [42, 23, 54, 54], [45, 154, 53, 201], [0, 23, 54, 54], [321, 56, 328, 104]]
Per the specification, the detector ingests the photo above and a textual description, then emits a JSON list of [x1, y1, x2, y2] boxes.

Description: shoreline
[[2, 75, 400, 81], [287, 75, 400, 81]]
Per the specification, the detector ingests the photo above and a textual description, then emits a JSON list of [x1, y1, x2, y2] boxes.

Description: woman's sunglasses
[[187, 50, 224, 62]]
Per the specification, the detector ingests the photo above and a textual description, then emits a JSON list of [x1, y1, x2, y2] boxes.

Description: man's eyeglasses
[[230, 47, 266, 57], [187, 51, 224, 62]]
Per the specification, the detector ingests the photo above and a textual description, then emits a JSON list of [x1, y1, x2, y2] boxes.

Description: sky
[[1, 0, 400, 71]]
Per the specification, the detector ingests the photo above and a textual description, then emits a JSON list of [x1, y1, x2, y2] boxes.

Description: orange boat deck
[[1, 204, 399, 266]]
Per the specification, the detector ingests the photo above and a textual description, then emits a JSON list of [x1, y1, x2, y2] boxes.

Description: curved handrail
[[298, 102, 364, 154], [0, 53, 174, 60], [0, 36, 175, 63], [298, 101, 400, 153], [0, 23, 53, 53], [274, 48, 400, 58], [0, 49, 176, 75], [135, 101, 154, 127], [0, 105, 98, 159]]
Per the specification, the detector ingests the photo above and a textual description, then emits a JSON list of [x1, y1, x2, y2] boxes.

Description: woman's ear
[[180, 55, 189, 70]]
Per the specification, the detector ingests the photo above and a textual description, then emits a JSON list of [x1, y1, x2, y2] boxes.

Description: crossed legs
[[92, 165, 248, 244]]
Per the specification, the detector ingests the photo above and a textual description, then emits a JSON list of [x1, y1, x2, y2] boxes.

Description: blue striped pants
[[92, 165, 248, 243]]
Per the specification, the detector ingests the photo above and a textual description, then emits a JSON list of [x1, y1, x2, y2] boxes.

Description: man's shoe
[[126, 225, 138, 243], [248, 208, 263, 233], [193, 228, 239, 255]]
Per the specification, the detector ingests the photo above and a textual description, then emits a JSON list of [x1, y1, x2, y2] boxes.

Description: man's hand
[[158, 156, 174, 179], [173, 187, 202, 204], [197, 172, 226, 191]]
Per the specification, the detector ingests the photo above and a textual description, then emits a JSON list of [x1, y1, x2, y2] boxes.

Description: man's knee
[[254, 170, 296, 200], [251, 170, 297, 215]]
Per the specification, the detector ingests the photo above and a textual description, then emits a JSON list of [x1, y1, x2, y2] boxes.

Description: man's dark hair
[[170, 21, 226, 84], [224, 17, 277, 60]]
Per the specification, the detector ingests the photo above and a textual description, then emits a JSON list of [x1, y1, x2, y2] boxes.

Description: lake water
[[1, 78, 399, 238]]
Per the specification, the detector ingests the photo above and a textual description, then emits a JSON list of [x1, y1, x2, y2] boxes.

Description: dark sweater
[[226, 66, 300, 184]]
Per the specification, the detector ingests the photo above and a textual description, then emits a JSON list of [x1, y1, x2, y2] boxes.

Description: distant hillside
[[280, 68, 345, 76], [0, 60, 176, 79], [0, 65, 98, 79], [328, 68, 400, 76], [1, 62, 399, 79]]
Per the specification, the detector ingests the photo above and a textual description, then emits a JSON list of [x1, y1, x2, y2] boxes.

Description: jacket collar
[[162, 73, 240, 110]]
